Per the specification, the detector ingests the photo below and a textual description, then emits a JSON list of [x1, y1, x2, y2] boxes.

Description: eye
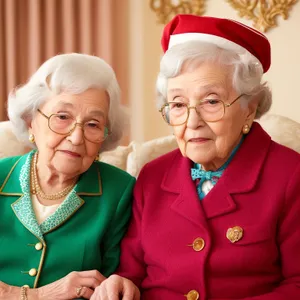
[[55, 114, 72, 121], [206, 99, 221, 105], [86, 121, 101, 129], [169, 102, 186, 109]]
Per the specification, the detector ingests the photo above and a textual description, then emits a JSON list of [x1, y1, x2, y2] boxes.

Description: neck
[[32, 152, 78, 196]]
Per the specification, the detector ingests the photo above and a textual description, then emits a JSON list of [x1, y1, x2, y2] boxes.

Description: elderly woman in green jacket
[[0, 53, 135, 300]]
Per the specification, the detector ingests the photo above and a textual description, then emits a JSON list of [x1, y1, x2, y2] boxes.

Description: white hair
[[156, 41, 272, 119], [7, 53, 128, 152]]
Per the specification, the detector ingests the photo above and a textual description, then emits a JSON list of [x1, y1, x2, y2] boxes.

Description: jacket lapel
[[161, 123, 271, 222], [200, 181, 237, 219], [1, 152, 44, 240], [1, 152, 103, 236], [161, 150, 209, 230], [201, 122, 271, 219], [40, 191, 84, 234], [40, 161, 102, 234], [12, 194, 44, 240]]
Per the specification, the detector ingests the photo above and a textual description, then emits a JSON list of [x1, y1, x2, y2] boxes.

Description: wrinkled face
[[167, 61, 257, 170], [29, 88, 109, 176]]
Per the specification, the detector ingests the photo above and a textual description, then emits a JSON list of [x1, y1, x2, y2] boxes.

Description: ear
[[23, 113, 33, 130], [246, 95, 260, 123]]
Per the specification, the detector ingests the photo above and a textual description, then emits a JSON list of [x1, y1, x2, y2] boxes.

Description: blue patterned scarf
[[191, 136, 244, 200]]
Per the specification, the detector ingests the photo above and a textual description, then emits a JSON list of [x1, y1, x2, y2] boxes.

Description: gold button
[[185, 289, 199, 300], [29, 268, 37, 277], [226, 226, 243, 243], [22, 285, 30, 288], [192, 238, 205, 251], [35, 242, 43, 250]]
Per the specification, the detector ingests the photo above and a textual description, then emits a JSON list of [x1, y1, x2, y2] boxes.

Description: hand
[[0, 281, 21, 300], [37, 270, 106, 300], [91, 275, 140, 300]]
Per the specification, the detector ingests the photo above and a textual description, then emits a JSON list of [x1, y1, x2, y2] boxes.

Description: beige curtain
[[0, 0, 129, 122]]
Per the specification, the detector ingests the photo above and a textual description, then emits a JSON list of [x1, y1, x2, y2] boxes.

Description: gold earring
[[242, 124, 250, 134], [29, 134, 35, 143], [94, 154, 100, 161]]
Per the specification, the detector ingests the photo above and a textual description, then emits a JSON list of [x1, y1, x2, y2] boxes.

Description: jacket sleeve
[[115, 166, 148, 287], [100, 175, 136, 277], [209, 163, 300, 300]]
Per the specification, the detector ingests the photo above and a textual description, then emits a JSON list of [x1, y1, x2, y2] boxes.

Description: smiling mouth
[[60, 150, 81, 157], [189, 138, 210, 143]]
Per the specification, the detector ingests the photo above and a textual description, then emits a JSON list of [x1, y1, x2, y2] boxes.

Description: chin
[[187, 155, 207, 165], [54, 162, 81, 175], [187, 149, 214, 163], [58, 168, 80, 176]]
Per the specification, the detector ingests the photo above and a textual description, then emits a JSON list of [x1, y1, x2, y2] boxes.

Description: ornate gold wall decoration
[[226, 0, 298, 32], [150, 0, 205, 24]]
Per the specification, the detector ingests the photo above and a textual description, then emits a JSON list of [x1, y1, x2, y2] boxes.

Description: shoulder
[[0, 155, 22, 168], [270, 139, 300, 157], [255, 121, 300, 164], [268, 140, 300, 168], [0, 155, 23, 176], [0, 155, 24, 188], [244, 123, 300, 172]]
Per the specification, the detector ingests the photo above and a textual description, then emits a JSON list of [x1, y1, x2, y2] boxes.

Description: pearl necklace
[[30, 152, 76, 200]]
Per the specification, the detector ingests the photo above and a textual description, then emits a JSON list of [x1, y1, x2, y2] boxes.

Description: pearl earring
[[29, 134, 35, 143], [242, 124, 250, 134]]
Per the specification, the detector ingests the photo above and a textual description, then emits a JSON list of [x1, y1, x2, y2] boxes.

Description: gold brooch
[[226, 226, 243, 243]]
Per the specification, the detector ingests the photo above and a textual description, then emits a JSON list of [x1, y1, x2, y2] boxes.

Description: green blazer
[[0, 151, 135, 288]]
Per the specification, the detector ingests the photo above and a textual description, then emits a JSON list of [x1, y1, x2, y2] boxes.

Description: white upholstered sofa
[[1, 114, 300, 177]]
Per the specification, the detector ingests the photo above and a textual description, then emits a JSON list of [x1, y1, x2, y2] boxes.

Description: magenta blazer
[[117, 123, 300, 300]]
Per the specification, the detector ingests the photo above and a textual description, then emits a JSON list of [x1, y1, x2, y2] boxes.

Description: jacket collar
[[75, 161, 102, 195], [1, 151, 103, 238], [168, 152, 210, 229], [161, 122, 271, 220], [1, 151, 103, 196]]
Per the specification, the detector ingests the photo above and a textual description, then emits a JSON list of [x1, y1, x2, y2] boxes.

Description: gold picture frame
[[226, 0, 298, 32], [150, 0, 206, 24]]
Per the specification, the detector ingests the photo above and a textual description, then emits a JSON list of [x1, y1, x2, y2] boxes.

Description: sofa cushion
[[0, 121, 30, 158]]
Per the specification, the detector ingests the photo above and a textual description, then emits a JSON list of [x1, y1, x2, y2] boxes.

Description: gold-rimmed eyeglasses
[[159, 94, 245, 126], [37, 109, 110, 143]]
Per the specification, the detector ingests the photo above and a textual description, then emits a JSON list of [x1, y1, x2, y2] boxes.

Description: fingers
[[36, 270, 106, 300], [78, 270, 107, 283], [80, 286, 94, 299], [91, 275, 140, 300], [122, 280, 140, 300], [99, 276, 122, 300], [122, 289, 140, 300], [77, 277, 102, 290]]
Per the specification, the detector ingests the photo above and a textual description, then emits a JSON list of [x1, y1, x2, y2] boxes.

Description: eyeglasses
[[159, 94, 245, 126], [37, 109, 110, 143]]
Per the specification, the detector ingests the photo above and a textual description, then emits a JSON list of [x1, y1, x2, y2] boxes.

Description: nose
[[186, 107, 204, 128], [67, 124, 85, 145]]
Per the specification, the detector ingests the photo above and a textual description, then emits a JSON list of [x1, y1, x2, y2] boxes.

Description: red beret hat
[[161, 14, 271, 73]]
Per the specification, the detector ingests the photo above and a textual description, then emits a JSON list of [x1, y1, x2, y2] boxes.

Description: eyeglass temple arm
[[225, 94, 246, 107], [37, 109, 50, 119]]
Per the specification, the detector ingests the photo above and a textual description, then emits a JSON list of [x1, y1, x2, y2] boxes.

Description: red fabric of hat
[[161, 14, 271, 73]]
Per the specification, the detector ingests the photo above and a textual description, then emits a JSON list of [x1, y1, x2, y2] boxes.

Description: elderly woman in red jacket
[[92, 15, 300, 300]]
